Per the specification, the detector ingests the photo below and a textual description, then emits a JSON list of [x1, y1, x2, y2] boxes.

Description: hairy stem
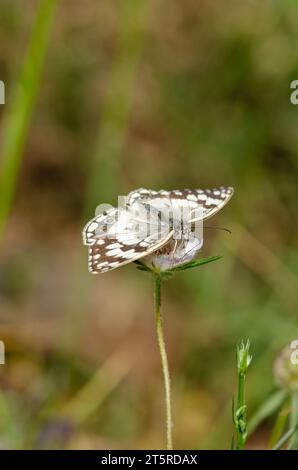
[[154, 273, 173, 450]]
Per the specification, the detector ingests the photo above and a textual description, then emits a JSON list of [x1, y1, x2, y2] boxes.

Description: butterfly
[[82, 187, 234, 273]]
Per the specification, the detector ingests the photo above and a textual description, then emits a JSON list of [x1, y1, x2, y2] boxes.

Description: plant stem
[[288, 391, 298, 449], [154, 273, 173, 450], [234, 340, 251, 450], [237, 373, 245, 412], [236, 372, 246, 450]]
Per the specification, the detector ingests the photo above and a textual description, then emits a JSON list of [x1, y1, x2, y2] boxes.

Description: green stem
[[238, 373, 245, 411], [288, 391, 298, 449], [234, 340, 251, 450], [236, 373, 246, 449], [154, 273, 173, 450]]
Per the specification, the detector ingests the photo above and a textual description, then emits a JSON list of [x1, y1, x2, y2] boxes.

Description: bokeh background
[[0, 0, 298, 449]]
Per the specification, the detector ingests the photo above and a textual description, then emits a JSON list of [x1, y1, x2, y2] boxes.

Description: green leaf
[[269, 400, 290, 449], [272, 423, 298, 450], [169, 255, 222, 272], [134, 260, 151, 272], [248, 390, 288, 436], [134, 255, 221, 276], [136, 265, 151, 272]]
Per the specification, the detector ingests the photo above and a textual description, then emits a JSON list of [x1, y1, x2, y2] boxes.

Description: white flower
[[142, 235, 203, 271]]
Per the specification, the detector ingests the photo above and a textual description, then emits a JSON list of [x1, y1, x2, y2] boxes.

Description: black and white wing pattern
[[82, 207, 118, 246], [170, 187, 234, 221], [82, 205, 173, 274], [127, 187, 234, 221]]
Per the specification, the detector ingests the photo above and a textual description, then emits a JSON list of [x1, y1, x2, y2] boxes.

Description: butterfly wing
[[168, 187, 234, 221], [83, 205, 173, 274], [82, 207, 118, 246], [86, 231, 173, 273], [128, 187, 234, 221]]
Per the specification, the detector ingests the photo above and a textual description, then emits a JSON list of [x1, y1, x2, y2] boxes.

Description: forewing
[[168, 187, 234, 220], [127, 188, 167, 205], [128, 187, 234, 221]]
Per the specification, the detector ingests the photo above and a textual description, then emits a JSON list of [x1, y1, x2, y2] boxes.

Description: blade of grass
[[269, 400, 290, 449], [248, 389, 288, 436], [272, 423, 298, 450], [0, 0, 58, 240], [288, 391, 298, 449]]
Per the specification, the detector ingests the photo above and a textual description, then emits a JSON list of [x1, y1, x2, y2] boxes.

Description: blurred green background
[[0, 0, 298, 449]]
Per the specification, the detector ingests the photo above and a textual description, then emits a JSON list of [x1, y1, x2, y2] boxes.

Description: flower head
[[142, 236, 203, 271], [273, 343, 298, 392]]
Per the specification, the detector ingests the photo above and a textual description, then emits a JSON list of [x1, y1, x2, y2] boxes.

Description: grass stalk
[[0, 0, 58, 239]]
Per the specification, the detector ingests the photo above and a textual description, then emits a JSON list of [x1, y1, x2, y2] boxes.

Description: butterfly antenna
[[204, 226, 232, 235]]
